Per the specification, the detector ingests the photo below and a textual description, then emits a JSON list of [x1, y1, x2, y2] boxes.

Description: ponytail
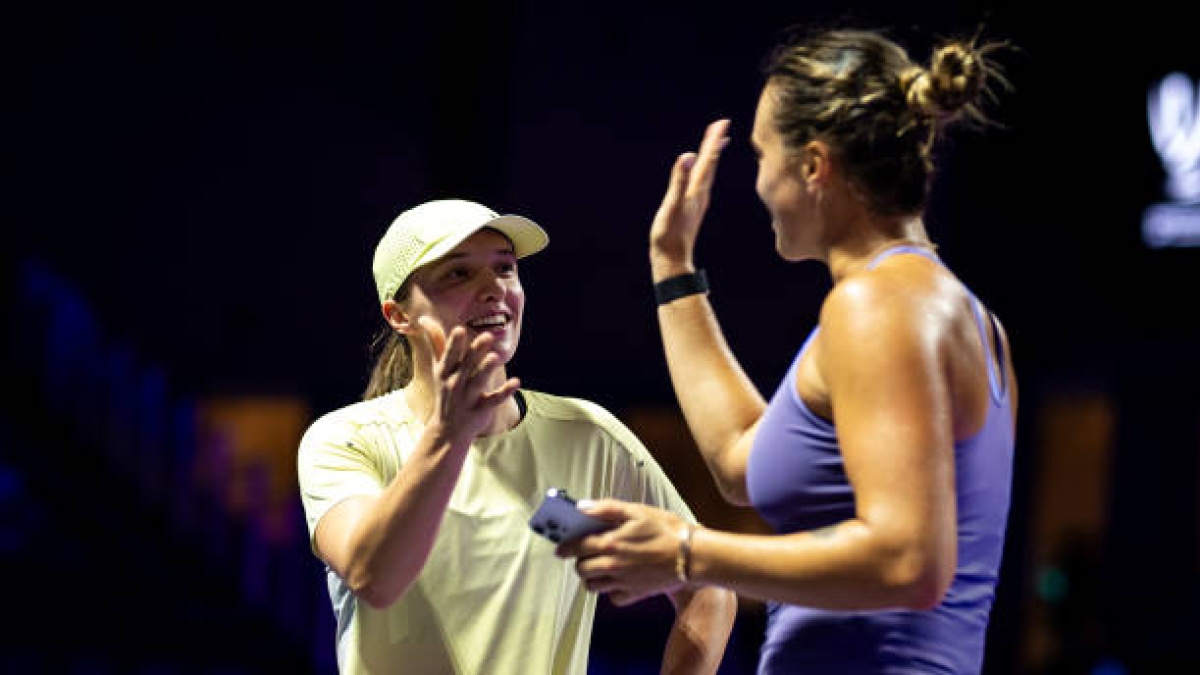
[[363, 329, 412, 400]]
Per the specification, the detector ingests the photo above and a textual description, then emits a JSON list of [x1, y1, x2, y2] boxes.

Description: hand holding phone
[[528, 488, 609, 544]]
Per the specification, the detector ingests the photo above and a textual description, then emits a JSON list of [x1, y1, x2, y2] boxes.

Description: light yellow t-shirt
[[297, 388, 696, 675]]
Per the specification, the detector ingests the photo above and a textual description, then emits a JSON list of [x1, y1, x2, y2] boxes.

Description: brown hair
[[763, 29, 1009, 216], [362, 281, 413, 400]]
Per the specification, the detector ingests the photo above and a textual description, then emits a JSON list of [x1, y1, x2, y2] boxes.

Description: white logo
[[1148, 72, 1200, 204], [1144, 72, 1200, 247]]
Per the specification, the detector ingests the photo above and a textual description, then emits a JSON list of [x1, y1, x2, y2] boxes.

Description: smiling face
[[751, 84, 824, 262], [389, 228, 525, 366]]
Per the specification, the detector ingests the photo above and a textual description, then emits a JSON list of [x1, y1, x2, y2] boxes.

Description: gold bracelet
[[675, 523, 696, 582]]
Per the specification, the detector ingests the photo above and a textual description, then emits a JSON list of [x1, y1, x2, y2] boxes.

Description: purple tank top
[[745, 246, 1015, 674]]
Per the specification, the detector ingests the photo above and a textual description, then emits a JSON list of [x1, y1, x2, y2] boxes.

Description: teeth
[[468, 315, 507, 328]]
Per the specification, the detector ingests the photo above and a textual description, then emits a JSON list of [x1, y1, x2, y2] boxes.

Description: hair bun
[[930, 43, 985, 114], [905, 42, 985, 119]]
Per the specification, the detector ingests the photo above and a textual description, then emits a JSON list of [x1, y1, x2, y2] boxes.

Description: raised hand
[[418, 316, 520, 445], [556, 499, 689, 607], [650, 119, 731, 277]]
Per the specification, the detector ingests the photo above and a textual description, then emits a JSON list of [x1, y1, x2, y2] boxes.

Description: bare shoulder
[[820, 253, 960, 341], [816, 255, 974, 391]]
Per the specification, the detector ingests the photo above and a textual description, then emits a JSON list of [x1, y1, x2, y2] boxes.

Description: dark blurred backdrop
[[4, 1, 1198, 673]]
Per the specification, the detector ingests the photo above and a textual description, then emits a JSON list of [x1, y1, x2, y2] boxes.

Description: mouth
[[465, 312, 512, 335]]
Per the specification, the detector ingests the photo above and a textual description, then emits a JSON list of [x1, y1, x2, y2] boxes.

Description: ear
[[800, 140, 833, 186], [382, 300, 415, 335]]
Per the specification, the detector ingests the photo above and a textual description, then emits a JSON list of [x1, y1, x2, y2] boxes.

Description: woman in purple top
[[558, 29, 1018, 673]]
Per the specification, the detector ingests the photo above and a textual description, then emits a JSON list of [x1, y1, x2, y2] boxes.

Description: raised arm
[[650, 119, 765, 505], [682, 276, 959, 609], [567, 276, 959, 611], [313, 323, 519, 609]]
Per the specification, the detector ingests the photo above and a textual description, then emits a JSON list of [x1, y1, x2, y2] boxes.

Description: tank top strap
[[864, 244, 1006, 404], [865, 244, 941, 270], [789, 326, 821, 375], [969, 297, 1008, 404]]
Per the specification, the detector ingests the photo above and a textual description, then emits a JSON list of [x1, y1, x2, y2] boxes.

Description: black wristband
[[654, 270, 709, 305]]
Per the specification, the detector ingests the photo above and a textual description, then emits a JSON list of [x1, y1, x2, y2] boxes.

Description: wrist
[[649, 249, 695, 282], [675, 523, 697, 584], [422, 421, 473, 455], [654, 269, 709, 306]]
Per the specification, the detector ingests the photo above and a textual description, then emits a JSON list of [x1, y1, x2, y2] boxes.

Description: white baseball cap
[[372, 199, 549, 304]]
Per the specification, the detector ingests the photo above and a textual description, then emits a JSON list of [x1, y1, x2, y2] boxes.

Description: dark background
[[4, 1, 1198, 673]]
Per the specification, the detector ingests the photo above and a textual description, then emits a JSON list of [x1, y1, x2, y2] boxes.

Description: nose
[[477, 269, 504, 302]]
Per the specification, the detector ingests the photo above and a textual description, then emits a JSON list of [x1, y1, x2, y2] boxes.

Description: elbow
[[708, 454, 750, 506], [357, 586, 402, 611], [714, 479, 751, 507], [897, 570, 950, 611], [339, 539, 422, 610], [671, 585, 738, 618], [880, 545, 954, 611], [719, 588, 739, 624], [699, 586, 739, 624], [346, 567, 409, 610]]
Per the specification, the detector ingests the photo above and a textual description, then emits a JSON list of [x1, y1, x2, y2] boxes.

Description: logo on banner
[[1144, 72, 1200, 247]]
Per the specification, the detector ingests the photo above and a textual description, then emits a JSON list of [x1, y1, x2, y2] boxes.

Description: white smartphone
[[528, 488, 609, 544]]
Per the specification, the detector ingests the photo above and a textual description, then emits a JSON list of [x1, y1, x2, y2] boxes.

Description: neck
[[826, 214, 933, 283]]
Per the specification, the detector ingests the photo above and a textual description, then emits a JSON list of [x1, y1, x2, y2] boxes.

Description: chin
[[775, 229, 818, 262], [776, 244, 816, 263], [495, 334, 520, 365], [495, 341, 516, 362]]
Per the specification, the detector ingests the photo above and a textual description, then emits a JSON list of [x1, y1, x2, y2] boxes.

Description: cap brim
[[482, 215, 549, 259], [415, 214, 549, 273]]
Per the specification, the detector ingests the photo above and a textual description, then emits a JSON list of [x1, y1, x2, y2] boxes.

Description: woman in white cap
[[296, 198, 735, 674]]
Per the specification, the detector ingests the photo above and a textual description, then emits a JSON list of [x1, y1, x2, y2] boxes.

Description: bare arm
[[313, 429, 469, 609], [651, 119, 765, 504], [568, 276, 959, 610], [314, 323, 519, 609], [660, 587, 737, 675]]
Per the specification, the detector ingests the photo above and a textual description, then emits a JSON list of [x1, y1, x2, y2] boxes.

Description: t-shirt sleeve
[[296, 412, 387, 546], [594, 408, 698, 526]]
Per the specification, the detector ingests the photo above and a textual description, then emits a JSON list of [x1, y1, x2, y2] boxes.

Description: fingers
[[555, 523, 619, 560], [704, 118, 732, 148], [581, 575, 620, 595], [456, 332, 496, 380], [571, 558, 654, 606], [553, 503, 685, 607], [435, 329, 498, 384], [653, 118, 730, 237], [477, 376, 520, 409], [421, 317, 468, 377], [555, 538, 583, 559], [686, 118, 731, 198], [661, 151, 698, 211], [430, 328, 518, 422], [577, 498, 634, 524], [420, 319, 508, 384], [444, 328, 470, 375]]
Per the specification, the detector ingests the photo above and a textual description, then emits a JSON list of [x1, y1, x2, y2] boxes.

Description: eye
[[444, 267, 470, 282], [495, 260, 517, 276]]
